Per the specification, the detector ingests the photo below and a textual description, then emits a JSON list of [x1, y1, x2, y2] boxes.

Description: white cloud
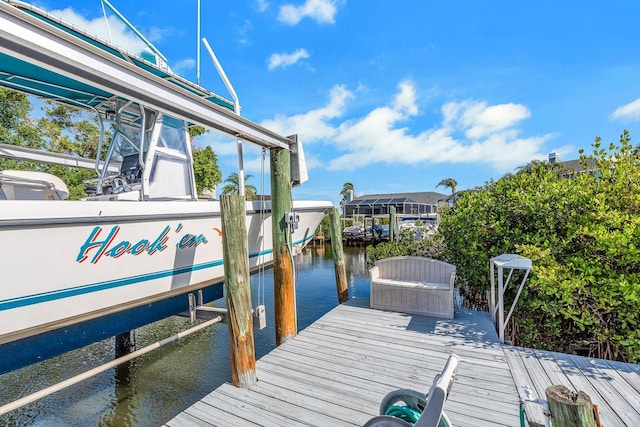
[[171, 58, 195, 76], [146, 26, 174, 44], [268, 49, 310, 70], [49, 8, 151, 56], [238, 19, 253, 45], [278, 0, 339, 25], [443, 101, 531, 139], [611, 98, 640, 121], [260, 84, 353, 140], [260, 81, 558, 174], [255, 0, 270, 13], [393, 81, 418, 116]]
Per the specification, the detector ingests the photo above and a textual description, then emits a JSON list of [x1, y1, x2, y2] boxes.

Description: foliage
[[315, 213, 332, 237], [436, 177, 457, 194], [221, 172, 257, 200], [438, 131, 640, 362], [192, 145, 222, 197], [188, 125, 207, 140], [340, 182, 354, 213], [37, 101, 101, 158], [340, 182, 354, 200], [0, 91, 100, 199], [366, 232, 445, 268], [0, 88, 38, 148]]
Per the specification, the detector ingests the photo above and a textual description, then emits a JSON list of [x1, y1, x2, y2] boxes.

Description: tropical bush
[[438, 131, 640, 362], [366, 230, 444, 267], [364, 132, 640, 362]]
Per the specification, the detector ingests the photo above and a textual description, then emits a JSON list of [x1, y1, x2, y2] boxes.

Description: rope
[[385, 405, 422, 424]]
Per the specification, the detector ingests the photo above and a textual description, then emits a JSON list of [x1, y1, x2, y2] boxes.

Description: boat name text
[[76, 224, 209, 264]]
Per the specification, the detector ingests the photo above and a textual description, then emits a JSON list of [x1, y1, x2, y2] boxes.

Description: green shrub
[[438, 131, 640, 362]]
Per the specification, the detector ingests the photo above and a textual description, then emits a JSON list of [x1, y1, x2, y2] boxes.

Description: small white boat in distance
[[0, 0, 331, 373]]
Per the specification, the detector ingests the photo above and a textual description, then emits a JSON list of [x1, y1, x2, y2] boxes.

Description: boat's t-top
[[85, 99, 197, 201]]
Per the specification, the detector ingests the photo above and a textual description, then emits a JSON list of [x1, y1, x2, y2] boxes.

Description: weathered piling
[[328, 208, 348, 303], [545, 385, 596, 427], [220, 193, 256, 388], [115, 331, 134, 358], [389, 205, 396, 241], [270, 146, 296, 346]]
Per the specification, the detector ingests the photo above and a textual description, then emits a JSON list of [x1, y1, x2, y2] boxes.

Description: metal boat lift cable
[[0, 316, 223, 417]]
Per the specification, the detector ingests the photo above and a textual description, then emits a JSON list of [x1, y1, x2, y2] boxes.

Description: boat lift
[[0, 1, 291, 151], [0, 0, 313, 411]]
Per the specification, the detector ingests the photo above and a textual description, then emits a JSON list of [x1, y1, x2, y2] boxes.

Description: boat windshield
[[111, 127, 143, 160], [158, 115, 188, 152]]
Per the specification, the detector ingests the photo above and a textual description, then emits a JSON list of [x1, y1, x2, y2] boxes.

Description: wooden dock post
[[270, 146, 296, 346], [389, 205, 396, 241], [545, 385, 596, 427], [328, 208, 348, 303], [115, 331, 134, 358], [220, 193, 256, 388]]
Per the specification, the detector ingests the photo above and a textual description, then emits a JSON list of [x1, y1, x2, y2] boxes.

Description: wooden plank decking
[[166, 298, 640, 427], [504, 346, 640, 427]]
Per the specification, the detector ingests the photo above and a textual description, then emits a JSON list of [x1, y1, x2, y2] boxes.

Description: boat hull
[[0, 199, 330, 372]]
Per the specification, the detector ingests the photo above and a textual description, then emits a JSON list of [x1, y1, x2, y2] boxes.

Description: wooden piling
[[545, 385, 596, 427], [114, 331, 134, 358], [270, 146, 296, 346], [328, 208, 348, 303], [389, 205, 396, 241], [220, 193, 256, 388]]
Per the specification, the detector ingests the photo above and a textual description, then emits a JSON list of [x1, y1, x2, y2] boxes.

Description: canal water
[[0, 244, 370, 426]]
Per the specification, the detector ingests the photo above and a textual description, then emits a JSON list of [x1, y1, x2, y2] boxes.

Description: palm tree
[[436, 178, 457, 195], [221, 172, 257, 200], [339, 182, 355, 216], [340, 182, 354, 203]]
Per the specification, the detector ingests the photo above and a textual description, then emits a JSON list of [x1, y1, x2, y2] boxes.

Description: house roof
[[346, 191, 448, 206], [555, 158, 597, 172]]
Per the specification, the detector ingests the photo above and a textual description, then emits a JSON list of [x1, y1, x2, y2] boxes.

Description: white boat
[[0, 0, 331, 372]]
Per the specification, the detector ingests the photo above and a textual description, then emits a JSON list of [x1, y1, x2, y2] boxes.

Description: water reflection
[[0, 244, 369, 426]]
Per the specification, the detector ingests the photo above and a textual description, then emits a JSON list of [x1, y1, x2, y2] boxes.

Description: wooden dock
[[166, 298, 640, 427]]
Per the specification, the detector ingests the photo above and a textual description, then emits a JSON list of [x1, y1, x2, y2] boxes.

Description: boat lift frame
[[0, 1, 292, 151]]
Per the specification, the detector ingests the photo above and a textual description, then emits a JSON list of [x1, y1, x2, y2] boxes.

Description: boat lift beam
[[0, 2, 291, 150], [0, 142, 119, 172]]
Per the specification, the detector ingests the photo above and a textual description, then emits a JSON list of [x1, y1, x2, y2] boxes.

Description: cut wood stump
[[546, 385, 596, 427]]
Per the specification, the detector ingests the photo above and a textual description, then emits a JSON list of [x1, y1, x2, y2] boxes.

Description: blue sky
[[32, 0, 640, 206]]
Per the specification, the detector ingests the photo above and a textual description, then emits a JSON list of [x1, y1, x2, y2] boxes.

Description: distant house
[[547, 152, 597, 179], [343, 191, 448, 217]]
